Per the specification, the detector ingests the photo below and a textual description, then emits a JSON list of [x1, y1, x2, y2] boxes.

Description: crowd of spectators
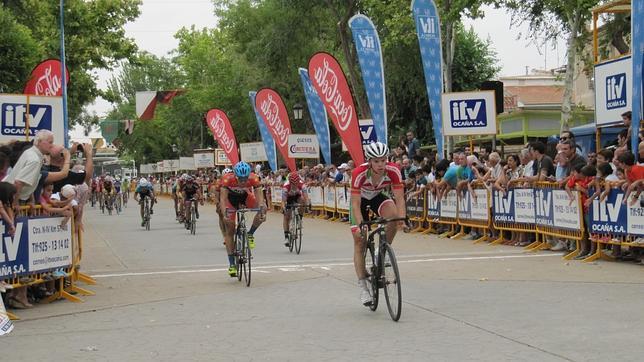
[[0, 130, 94, 310]]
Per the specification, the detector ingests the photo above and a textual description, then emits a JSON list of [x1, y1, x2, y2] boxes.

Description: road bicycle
[[285, 204, 307, 254], [142, 196, 151, 231], [228, 208, 262, 287], [115, 192, 122, 214], [122, 190, 128, 208], [105, 193, 115, 215], [361, 216, 408, 322], [185, 198, 197, 235]]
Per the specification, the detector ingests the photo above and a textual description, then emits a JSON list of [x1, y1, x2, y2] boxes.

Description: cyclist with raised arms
[[219, 162, 266, 277], [134, 177, 156, 227], [350, 142, 406, 306], [281, 171, 310, 246]]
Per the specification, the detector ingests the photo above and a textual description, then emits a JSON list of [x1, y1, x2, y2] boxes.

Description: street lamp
[[293, 103, 303, 122]]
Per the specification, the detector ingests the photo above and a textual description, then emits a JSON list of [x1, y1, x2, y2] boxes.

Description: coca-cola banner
[[205, 109, 240, 165], [308, 52, 365, 165], [23, 59, 70, 96], [254, 88, 296, 171]]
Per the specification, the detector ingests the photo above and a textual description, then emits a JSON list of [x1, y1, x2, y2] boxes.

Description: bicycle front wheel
[[145, 203, 151, 230], [364, 241, 378, 311], [244, 239, 252, 287], [382, 244, 402, 321], [295, 215, 302, 254], [235, 229, 244, 282], [288, 216, 295, 253]]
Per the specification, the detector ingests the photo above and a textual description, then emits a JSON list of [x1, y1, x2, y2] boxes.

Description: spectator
[[397, 135, 408, 157], [527, 142, 555, 182], [519, 148, 534, 178], [559, 140, 587, 177], [3, 130, 55, 203], [334, 163, 351, 184], [0, 181, 17, 236], [406, 131, 421, 159], [617, 152, 644, 206], [554, 151, 569, 182], [564, 164, 596, 257]]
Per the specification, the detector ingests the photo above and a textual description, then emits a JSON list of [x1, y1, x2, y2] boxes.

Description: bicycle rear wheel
[[295, 214, 302, 254], [288, 215, 295, 253], [144, 202, 151, 230], [364, 241, 378, 311], [190, 203, 196, 235], [382, 244, 402, 321]]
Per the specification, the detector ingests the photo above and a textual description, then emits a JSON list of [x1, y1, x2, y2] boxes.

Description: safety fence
[[266, 182, 644, 263], [1, 206, 96, 322]]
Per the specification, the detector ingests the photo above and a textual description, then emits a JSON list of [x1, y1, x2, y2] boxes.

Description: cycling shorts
[[225, 191, 257, 221], [349, 192, 394, 227]]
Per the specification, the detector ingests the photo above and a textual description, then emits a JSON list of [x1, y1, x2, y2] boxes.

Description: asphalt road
[[2, 197, 644, 361]]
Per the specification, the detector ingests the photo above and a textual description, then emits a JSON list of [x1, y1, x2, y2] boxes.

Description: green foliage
[[108, 0, 500, 164], [0, 7, 44, 92], [1, 0, 141, 124], [451, 24, 501, 91]]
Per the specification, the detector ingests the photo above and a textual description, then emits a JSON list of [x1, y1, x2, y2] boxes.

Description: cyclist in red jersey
[[350, 142, 406, 306], [219, 162, 266, 277], [281, 171, 310, 246]]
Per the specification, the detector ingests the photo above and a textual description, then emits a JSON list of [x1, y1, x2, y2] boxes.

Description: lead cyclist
[[350, 142, 406, 307]]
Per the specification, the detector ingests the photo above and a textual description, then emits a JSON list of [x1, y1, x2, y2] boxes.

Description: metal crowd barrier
[[2, 205, 95, 321]]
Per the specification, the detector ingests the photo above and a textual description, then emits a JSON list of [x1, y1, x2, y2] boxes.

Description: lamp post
[[293, 103, 303, 123]]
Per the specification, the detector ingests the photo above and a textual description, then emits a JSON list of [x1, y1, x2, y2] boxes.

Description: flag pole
[[59, 0, 69, 147]]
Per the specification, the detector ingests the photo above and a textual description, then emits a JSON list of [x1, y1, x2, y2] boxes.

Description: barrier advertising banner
[[0, 94, 64, 143], [589, 188, 644, 236], [349, 14, 387, 144], [441, 91, 497, 136], [1, 216, 72, 279], [255, 88, 296, 171], [335, 186, 350, 212], [205, 109, 240, 165], [493, 188, 536, 224], [411, 0, 444, 157], [426, 191, 440, 219], [163, 159, 179, 172], [308, 52, 365, 165], [307, 186, 324, 208], [440, 190, 457, 218]]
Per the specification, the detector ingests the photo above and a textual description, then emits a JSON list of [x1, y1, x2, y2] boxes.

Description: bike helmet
[[222, 168, 233, 175], [364, 142, 389, 160], [288, 171, 300, 183], [139, 178, 150, 187], [233, 162, 251, 178]]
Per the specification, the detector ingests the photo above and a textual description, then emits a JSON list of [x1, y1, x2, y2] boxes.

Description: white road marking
[[91, 253, 560, 279]]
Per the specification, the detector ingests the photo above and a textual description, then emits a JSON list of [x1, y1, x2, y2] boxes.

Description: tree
[[451, 24, 501, 91], [2, 0, 141, 126], [507, 0, 599, 131], [0, 7, 44, 93]]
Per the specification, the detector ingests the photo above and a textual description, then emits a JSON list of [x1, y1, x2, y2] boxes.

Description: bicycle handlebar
[[225, 207, 264, 215], [359, 217, 409, 227]]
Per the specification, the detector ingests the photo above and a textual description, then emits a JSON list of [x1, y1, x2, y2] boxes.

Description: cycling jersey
[[135, 184, 153, 194], [350, 162, 403, 200], [282, 180, 304, 198], [114, 181, 121, 193], [220, 173, 261, 194], [183, 182, 200, 198]]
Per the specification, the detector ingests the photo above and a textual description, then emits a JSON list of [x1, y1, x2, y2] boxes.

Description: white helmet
[[139, 177, 150, 187], [364, 142, 389, 160], [222, 168, 233, 175]]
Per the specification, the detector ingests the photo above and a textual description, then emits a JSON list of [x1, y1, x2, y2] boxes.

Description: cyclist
[[122, 177, 130, 205], [182, 175, 203, 229], [212, 168, 233, 242], [102, 177, 116, 211], [175, 174, 188, 222], [90, 177, 99, 206], [350, 142, 406, 306], [171, 176, 180, 219], [281, 171, 309, 246], [219, 162, 266, 277], [114, 176, 122, 209], [134, 177, 156, 227]]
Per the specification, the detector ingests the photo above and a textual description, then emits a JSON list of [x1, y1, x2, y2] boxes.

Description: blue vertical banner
[[249, 91, 277, 172], [298, 68, 332, 165], [632, 0, 643, 152], [411, 0, 444, 158], [348, 14, 388, 145]]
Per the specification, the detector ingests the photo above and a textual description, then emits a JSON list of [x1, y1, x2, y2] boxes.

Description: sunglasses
[[559, 137, 569, 141]]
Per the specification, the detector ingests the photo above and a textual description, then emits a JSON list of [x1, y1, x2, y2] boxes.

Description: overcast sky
[[78, 1, 565, 139]]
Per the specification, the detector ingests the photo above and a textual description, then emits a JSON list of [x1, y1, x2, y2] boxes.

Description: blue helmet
[[233, 162, 251, 178]]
